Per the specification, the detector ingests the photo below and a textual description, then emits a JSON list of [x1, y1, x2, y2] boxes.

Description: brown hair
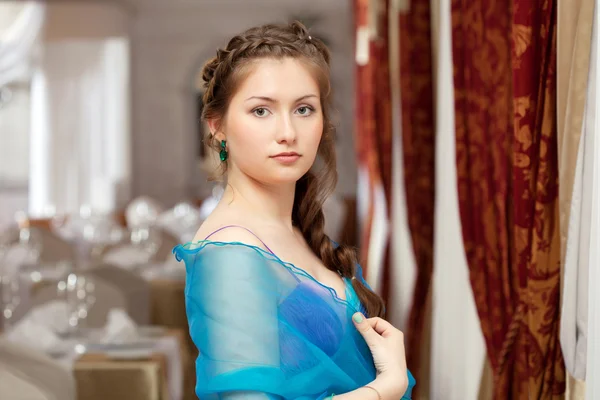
[[200, 21, 385, 318]]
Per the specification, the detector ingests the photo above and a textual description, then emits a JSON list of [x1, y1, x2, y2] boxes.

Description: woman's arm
[[183, 232, 283, 399]]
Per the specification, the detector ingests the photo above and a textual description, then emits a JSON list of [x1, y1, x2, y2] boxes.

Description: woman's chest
[[278, 279, 350, 359], [269, 243, 347, 301]]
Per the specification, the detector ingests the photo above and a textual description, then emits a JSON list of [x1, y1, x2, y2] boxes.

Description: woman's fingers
[[366, 317, 401, 339]]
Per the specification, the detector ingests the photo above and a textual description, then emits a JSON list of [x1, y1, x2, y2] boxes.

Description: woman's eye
[[296, 106, 313, 116], [252, 108, 270, 117]]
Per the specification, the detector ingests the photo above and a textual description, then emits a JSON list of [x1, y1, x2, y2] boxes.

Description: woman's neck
[[219, 171, 296, 231]]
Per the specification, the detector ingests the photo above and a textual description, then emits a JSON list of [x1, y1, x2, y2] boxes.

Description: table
[[74, 329, 194, 400]]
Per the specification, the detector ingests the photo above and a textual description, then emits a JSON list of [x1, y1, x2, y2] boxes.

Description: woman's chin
[[267, 168, 310, 185]]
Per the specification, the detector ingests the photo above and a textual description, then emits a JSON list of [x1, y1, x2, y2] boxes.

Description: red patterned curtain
[[511, 0, 564, 396], [452, 0, 514, 391], [354, 0, 376, 266], [354, 0, 393, 287], [397, 0, 436, 388], [354, 3, 436, 388], [453, 0, 565, 397], [355, 2, 435, 393]]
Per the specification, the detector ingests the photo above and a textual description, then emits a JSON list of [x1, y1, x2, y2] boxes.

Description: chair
[[88, 263, 151, 325], [0, 338, 76, 400]]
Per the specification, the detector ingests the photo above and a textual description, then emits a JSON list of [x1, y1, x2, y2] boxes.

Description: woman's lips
[[271, 153, 301, 164]]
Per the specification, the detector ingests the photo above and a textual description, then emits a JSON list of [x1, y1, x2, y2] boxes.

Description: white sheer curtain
[[586, 3, 600, 397], [560, 17, 595, 381], [29, 39, 131, 216], [0, 2, 45, 227], [428, 0, 487, 398], [387, 0, 417, 332], [0, 1, 45, 86]]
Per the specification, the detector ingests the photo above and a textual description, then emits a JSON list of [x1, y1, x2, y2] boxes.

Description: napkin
[[5, 316, 63, 354], [4, 300, 69, 352], [100, 308, 138, 344], [28, 300, 70, 334]]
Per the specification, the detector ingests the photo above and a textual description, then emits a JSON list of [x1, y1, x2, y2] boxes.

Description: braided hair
[[200, 21, 385, 318]]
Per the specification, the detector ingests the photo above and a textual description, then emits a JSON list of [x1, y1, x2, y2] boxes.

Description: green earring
[[219, 140, 228, 162]]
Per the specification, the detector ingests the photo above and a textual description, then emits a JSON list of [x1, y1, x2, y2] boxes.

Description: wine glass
[[130, 226, 162, 264], [57, 272, 96, 337], [0, 272, 20, 331]]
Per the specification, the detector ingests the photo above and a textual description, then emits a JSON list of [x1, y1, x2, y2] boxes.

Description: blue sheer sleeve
[[174, 241, 415, 400], [184, 243, 282, 399]]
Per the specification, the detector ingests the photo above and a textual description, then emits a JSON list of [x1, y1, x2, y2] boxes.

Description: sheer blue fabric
[[173, 241, 415, 399]]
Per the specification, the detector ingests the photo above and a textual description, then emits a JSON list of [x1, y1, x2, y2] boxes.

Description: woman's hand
[[352, 313, 408, 399]]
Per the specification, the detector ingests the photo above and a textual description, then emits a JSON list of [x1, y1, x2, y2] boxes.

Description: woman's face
[[215, 57, 323, 185]]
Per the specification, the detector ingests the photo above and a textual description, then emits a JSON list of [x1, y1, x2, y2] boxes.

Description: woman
[[174, 21, 415, 400]]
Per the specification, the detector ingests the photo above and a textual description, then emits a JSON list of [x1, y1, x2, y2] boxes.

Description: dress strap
[[204, 225, 276, 255]]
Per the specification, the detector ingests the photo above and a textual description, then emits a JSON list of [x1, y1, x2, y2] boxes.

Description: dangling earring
[[219, 139, 228, 162]]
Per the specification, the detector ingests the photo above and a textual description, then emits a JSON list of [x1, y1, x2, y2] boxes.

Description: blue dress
[[173, 241, 416, 399]]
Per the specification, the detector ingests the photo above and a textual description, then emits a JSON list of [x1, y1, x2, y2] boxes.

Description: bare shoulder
[[192, 211, 266, 250]]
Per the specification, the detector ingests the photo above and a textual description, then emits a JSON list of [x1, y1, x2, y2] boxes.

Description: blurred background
[[0, 1, 598, 400]]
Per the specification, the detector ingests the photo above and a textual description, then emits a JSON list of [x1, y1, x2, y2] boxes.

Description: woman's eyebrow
[[244, 94, 318, 103]]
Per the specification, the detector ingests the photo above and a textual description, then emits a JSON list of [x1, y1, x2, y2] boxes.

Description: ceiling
[[54, 0, 349, 14]]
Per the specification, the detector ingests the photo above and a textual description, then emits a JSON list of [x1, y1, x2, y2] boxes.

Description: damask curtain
[[354, 3, 433, 394], [453, 0, 565, 397], [355, 1, 436, 393], [429, 0, 488, 398], [452, 0, 515, 395], [396, 0, 436, 391], [354, 0, 393, 293], [511, 1, 564, 396]]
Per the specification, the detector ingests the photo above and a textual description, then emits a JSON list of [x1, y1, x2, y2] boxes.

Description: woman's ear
[[207, 119, 224, 141]]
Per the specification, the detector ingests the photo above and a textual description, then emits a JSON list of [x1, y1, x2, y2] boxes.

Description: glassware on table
[[130, 226, 162, 264], [0, 269, 20, 331], [57, 272, 96, 337], [0, 217, 42, 331]]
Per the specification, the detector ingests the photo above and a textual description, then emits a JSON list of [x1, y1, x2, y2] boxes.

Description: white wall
[[44, 2, 130, 40]]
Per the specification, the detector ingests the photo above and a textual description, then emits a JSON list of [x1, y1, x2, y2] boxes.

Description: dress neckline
[[174, 240, 358, 310]]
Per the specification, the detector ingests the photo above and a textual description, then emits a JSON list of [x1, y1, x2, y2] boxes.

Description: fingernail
[[352, 313, 364, 323]]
